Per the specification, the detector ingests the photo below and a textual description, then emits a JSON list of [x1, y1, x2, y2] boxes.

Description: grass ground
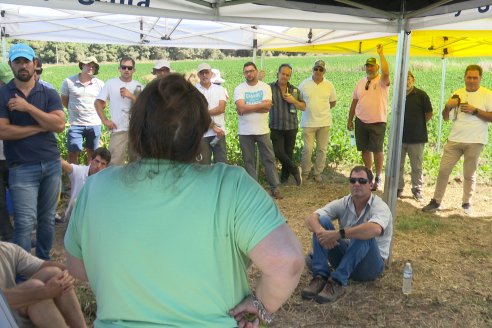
[[52, 164, 492, 328]]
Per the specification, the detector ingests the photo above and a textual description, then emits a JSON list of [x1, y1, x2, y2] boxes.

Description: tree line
[[10, 40, 289, 64]]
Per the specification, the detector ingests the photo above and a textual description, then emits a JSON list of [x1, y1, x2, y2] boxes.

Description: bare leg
[[15, 280, 68, 328], [362, 151, 373, 172], [68, 151, 80, 164], [31, 266, 86, 328], [374, 151, 384, 176]]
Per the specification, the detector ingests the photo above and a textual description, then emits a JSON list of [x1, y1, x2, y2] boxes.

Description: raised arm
[[377, 44, 390, 86]]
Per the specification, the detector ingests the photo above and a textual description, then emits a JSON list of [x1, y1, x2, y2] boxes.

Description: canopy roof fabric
[[0, 1, 491, 50], [269, 26, 492, 57]]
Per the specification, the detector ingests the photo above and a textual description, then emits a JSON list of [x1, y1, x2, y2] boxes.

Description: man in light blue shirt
[[301, 165, 393, 303]]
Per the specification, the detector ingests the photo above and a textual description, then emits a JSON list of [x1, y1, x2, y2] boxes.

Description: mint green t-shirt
[[65, 161, 285, 328]]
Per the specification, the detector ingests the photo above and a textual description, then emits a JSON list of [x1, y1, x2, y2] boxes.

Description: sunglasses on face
[[35, 68, 43, 75], [349, 177, 369, 185], [313, 67, 324, 72], [120, 65, 134, 71], [365, 80, 371, 90]]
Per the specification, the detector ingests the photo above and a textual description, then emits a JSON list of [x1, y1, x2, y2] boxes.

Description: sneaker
[[397, 189, 403, 198], [315, 278, 346, 303], [294, 167, 303, 186], [422, 199, 440, 212], [271, 189, 283, 200], [301, 275, 327, 300], [371, 176, 381, 191], [314, 175, 322, 183], [412, 188, 423, 201], [462, 203, 472, 215]]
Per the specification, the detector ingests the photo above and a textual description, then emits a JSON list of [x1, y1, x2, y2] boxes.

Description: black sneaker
[[412, 188, 423, 201], [371, 176, 381, 191], [422, 199, 440, 212], [397, 189, 403, 198]]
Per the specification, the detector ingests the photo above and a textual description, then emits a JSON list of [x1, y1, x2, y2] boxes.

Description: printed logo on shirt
[[244, 90, 264, 105]]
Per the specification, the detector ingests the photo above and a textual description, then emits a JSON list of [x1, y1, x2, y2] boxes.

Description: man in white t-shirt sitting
[[234, 62, 281, 199], [95, 57, 143, 165], [61, 147, 111, 221], [423, 65, 492, 215], [195, 63, 228, 164]]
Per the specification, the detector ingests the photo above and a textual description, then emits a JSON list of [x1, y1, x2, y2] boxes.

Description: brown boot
[[315, 278, 346, 303], [301, 275, 327, 300]]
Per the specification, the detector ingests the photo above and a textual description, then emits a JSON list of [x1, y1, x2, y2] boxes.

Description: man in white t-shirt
[[423, 65, 492, 215], [95, 57, 143, 165], [0, 241, 85, 327], [299, 59, 337, 183], [195, 63, 228, 164], [61, 147, 111, 221], [234, 62, 281, 199]]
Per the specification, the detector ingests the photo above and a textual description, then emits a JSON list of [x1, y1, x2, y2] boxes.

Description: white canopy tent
[[1, 0, 491, 243]]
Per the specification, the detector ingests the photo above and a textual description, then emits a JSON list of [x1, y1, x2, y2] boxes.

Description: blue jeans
[[10, 160, 61, 260], [312, 217, 384, 286]]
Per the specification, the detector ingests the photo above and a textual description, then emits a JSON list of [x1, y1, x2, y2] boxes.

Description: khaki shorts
[[355, 117, 386, 152]]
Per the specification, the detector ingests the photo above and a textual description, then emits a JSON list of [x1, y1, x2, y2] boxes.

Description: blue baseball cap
[[9, 43, 35, 62]]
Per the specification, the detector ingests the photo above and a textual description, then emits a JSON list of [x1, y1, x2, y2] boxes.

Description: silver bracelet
[[251, 292, 274, 325]]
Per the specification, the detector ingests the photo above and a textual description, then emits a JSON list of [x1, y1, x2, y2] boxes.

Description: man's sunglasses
[[313, 67, 324, 72], [120, 65, 134, 71], [365, 80, 371, 90], [349, 177, 369, 184], [35, 68, 43, 75]]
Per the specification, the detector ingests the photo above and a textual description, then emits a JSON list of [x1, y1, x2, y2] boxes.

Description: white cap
[[197, 63, 212, 73], [211, 68, 225, 84], [153, 59, 170, 70]]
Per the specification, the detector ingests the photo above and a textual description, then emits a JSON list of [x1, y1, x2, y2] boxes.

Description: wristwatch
[[339, 228, 346, 239], [472, 108, 479, 116]]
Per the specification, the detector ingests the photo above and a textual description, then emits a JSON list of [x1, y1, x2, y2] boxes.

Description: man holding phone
[[423, 65, 492, 215]]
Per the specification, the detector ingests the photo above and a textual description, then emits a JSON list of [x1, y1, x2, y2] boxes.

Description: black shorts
[[355, 117, 386, 152]]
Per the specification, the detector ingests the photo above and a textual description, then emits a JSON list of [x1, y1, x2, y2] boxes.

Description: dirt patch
[[53, 167, 492, 327]]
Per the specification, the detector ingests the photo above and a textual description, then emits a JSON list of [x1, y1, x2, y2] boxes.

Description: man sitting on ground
[[0, 241, 86, 327], [301, 165, 393, 303], [61, 147, 111, 221]]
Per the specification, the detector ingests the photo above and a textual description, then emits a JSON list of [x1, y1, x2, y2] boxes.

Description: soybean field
[[45, 55, 492, 184]]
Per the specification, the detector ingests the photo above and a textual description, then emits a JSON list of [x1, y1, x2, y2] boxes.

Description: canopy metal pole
[[437, 57, 447, 151], [383, 18, 411, 264], [1, 29, 6, 62]]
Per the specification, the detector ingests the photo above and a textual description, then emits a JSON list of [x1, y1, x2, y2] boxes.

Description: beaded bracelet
[[251, 292, 274, 325]]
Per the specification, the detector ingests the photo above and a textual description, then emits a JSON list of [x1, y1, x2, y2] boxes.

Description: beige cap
[[197, 63, 212, 73], [79, 56, 100, 74], [153, 59, 171, 70]]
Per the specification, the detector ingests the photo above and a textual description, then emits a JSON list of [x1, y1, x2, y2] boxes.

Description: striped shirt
[[269, 81, 303, 130]]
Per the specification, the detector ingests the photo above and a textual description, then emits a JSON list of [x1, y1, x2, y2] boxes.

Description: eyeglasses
[[349, 177, 369, 185], [365, 80, 371, 90], [313, 67, 324, 72], [35, 68, 43, 75], [120, 65, 134, 71]]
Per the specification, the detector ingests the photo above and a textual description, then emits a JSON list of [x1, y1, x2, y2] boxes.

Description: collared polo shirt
[[61, 74, 104, 126], [353, 75, 390, 124], [0, 80, 62, 166], [269, 81, 303, 130], [298, 77, 337, 128], [195, 82, 227, 137], [402, 87, 433, 144], [315, 194, 393, 259]]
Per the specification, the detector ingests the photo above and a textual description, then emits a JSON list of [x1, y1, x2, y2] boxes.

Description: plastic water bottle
[[134, 85, 142, 97], [349, 131, 356, 146], [402, 262, 413, 295], [210, 136, 220, 147]]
